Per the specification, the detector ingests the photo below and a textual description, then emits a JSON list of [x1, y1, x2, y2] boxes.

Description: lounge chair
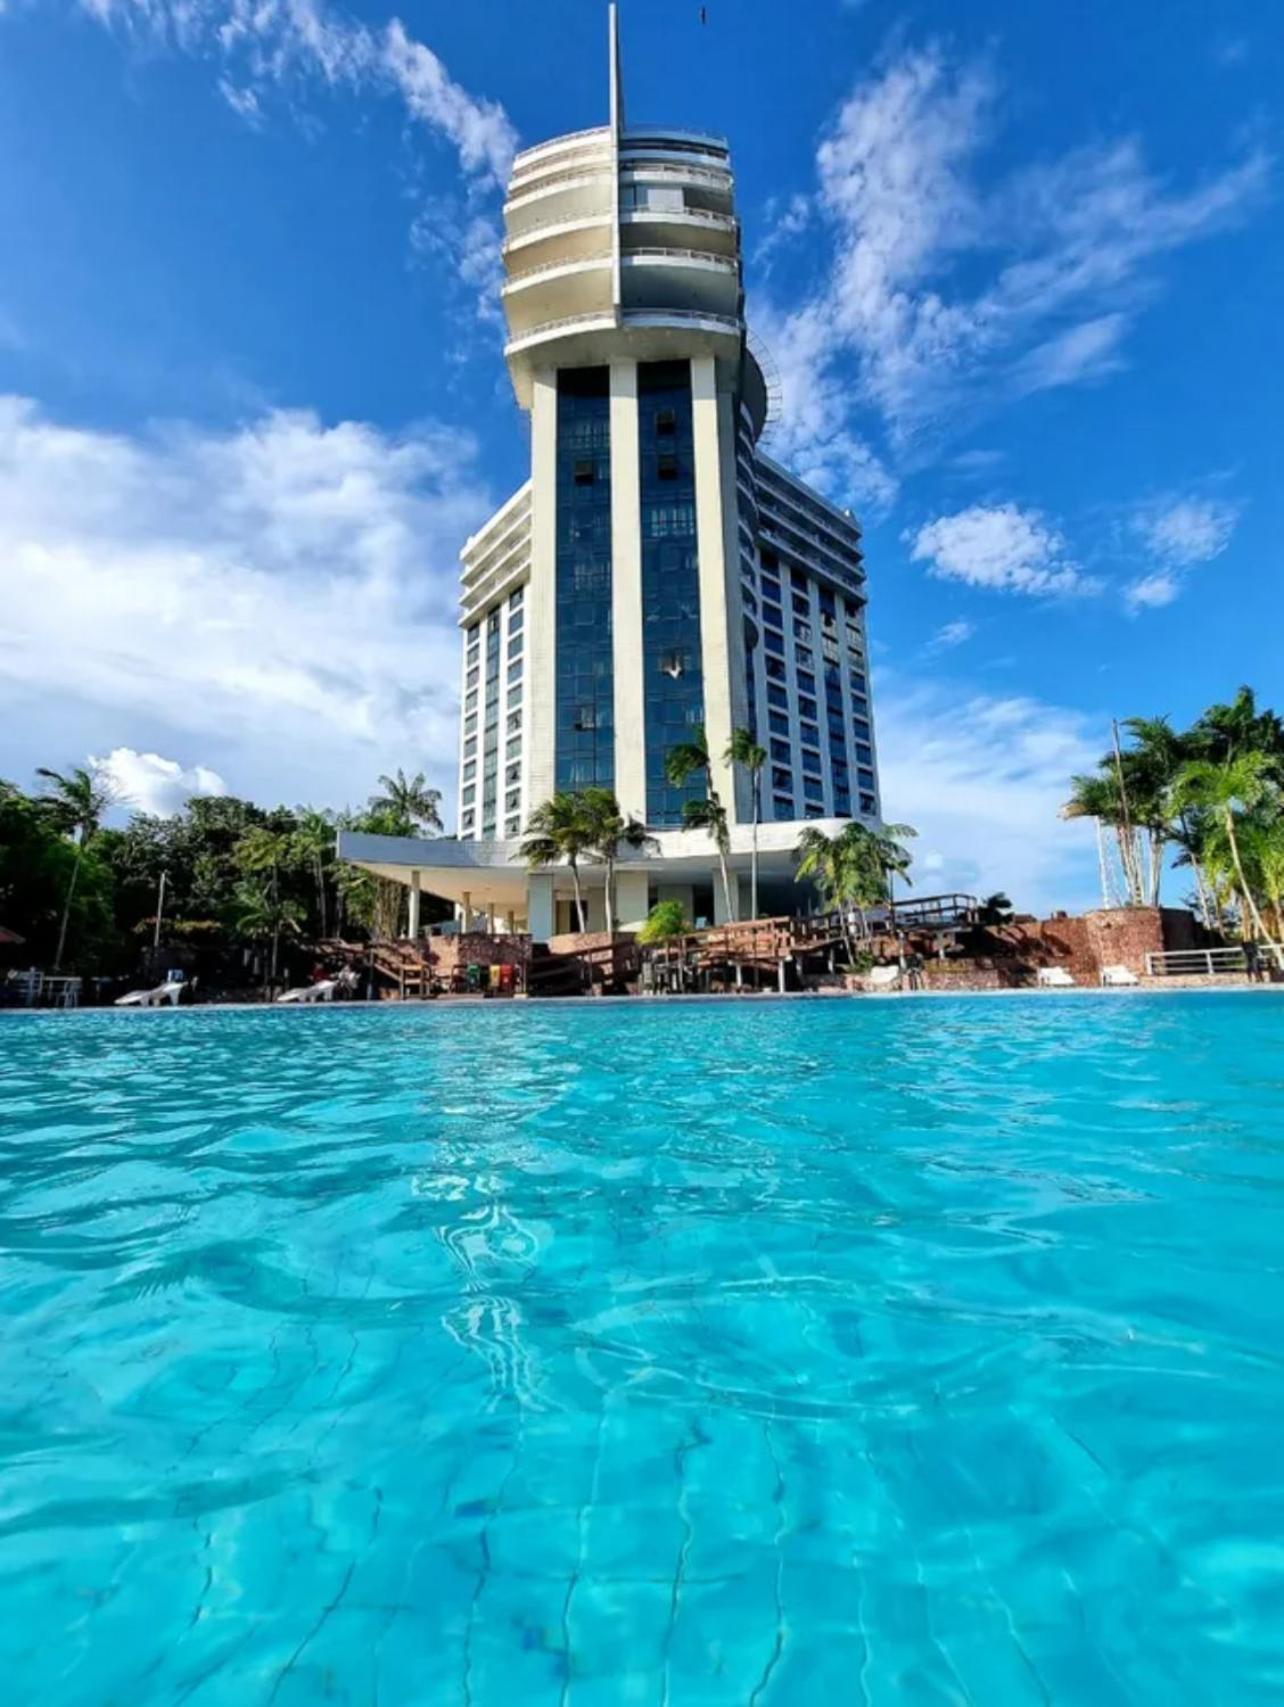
[[115, 979, 185, 1008], [1035, 966, 1076, 987], [276, 979, 338, 1004], [275, 966, 360, 1004], [1100, 964, 1139, 986]]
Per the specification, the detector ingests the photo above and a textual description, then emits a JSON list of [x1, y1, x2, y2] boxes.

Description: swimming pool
[[2, 994, 1282, 1703]]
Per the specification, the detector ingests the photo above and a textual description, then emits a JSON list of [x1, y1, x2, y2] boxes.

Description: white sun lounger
[[1100, 964, 1139, 986], [1036, 966, 1076, 987], [276, 979, 339, 1004], [115, 979, 185, 1008]]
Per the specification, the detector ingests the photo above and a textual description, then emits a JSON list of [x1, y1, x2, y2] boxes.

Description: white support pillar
[[614, 869, 650, 933], [691, 355, 741, 818], [505, 910, 516, 935], [461, 890, 472, 934], [610, 358, 647, 822], [408, 870, 421, 941], [527, 872, 555, 944], [486, 902, 496, 936]]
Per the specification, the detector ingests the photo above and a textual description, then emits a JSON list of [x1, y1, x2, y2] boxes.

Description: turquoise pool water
[[2, 995, 1283, 1703]]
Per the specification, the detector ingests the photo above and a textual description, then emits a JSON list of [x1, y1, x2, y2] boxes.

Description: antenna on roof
[[608, 3, 624, 135]]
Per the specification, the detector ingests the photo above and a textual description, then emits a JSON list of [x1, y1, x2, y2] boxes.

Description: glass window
[[770, 737, 791, 764], [769, 711, 790, 738], [555, 367, 614, 793], [640, 361, 705, 826]]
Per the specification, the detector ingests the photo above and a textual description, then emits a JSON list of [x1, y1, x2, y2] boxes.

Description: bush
[[637, 899, 690, 944]]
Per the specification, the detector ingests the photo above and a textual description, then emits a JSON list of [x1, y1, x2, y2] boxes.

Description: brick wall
[[424, 933, 532, 980]]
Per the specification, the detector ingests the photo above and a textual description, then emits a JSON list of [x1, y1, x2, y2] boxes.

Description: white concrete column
[[610, 358, 646, 822], [505, 910, 516, 935], [486, 902, 496, 935], [461, 889, 472, 933], [527, 872, 555, 943], [527, 368, 559, 811], [408, 870, 421, 941], [614, 869, 650, 932], [691, 355, 740, 817]]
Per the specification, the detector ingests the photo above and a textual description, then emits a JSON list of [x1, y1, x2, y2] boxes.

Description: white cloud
[[927, 618, 975, 652], [0, 395, 492, 816], [876, 680, 1101, 914], [1131, 494, 1238, 564], [69, 0, 517, 313], [1122, 492, 1239, 613], [1124, 570, 1181, 611], [1010, 312, 1128, 395], [753, 43, 1268, 476], [907, 504, 1099, 598], [91, 748, 227, 816], [753, 301, 898, 512], [950, 448, 1004, 473]]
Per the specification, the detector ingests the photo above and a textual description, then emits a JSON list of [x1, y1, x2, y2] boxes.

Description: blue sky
[[1, 0, 1279, 911]]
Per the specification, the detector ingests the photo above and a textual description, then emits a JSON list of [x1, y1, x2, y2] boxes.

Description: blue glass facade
[[639, 360, 705, 827], [554, 368, 614, 793]]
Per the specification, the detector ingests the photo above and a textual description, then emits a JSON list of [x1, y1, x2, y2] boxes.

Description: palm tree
[[1191, 687, 1284, 770], [36, 763, 120, 970], [870, 821, 917, 907], [234, 879, 304, 994], [977, 892, 1015, 925], [682, 796, 736, 923], [668, 730, 738, 922], [795, 820, 916, 961], [577, 787, 658, 935], [292, 807, 336, 940], [1060, 772, 1127, 907], [726, 728, 766, 921], [518, 793, 594, 934], [664, 729, 712, 793], [1173, 752, 1279, 947], [371, 769, 443, 836]]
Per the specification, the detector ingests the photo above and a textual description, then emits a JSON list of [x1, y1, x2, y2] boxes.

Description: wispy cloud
[[0, 394, 492, 811], [67, 0, 517, 318], [907, 503, 1100, 598], [877, 680, 1101, 913], [1123, 491, 1240, 612], [751, 42, 1268, 490], [926, 618, 975, 653]]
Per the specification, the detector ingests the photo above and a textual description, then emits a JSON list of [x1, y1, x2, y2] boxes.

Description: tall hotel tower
[[342, 10, 881, 941]]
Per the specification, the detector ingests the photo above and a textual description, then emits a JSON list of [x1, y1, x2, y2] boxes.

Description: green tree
[[637, 898, 690, 945], [519, 793, 595, 934], [682, 795, 736, 924], [1173, 752, 1279, 947], [371, 769, 443, 836], [667, 729, 738, 922], [233, 879, 304, 994], [795, 819, 916, 962], [35, 763, 120, 970], [577, 787, 658, 935], [292, 807, 337, 941], [726, 727, 766, 921]]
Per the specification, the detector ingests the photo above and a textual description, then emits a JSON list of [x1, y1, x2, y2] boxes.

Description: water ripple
[[1, 995, 1283, 1702]]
